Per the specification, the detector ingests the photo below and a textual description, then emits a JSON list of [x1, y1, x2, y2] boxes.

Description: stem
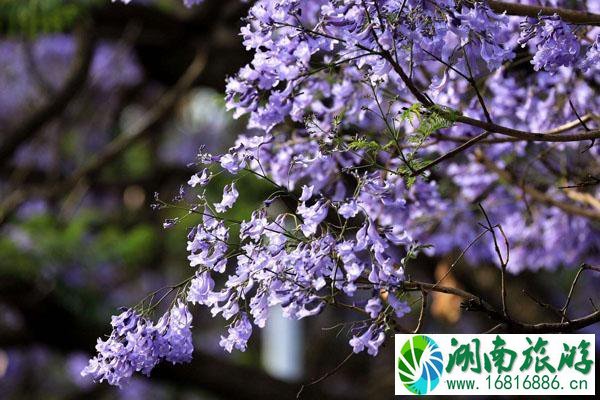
[[401, 280, 600, 333], [488, 1, 600, 26]]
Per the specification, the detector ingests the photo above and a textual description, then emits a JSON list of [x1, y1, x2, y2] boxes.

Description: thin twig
[[413, 289, 428, 333], [401, 279, 600, 333], [523, 290, 570, 322], [478, 204, 509, 318], [476, 151, 600, 221], [561, 264, 600, 323], [296, 351, 354, 399], [410, 131, 490, 177]]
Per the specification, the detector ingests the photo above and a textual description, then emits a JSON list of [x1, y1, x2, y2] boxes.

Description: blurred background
[[0, 1, 598, 399]]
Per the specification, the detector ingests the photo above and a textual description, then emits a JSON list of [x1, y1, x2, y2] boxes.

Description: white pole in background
[[261, 306, 303, 381]]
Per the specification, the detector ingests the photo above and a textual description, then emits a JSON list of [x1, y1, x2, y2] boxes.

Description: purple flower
[[296, 300, 325, 319], [187, 214, 229, 271], [520, 15, 580, 73], [219, 151, 246, 174], [95, 0, 600, 382], [214, 183, 239, 213], [188, 168, 211, 188], [249, 292, 269, 328], [157, 301, 194, 364], [187, 271, 215, 305], [365, 297, 382, 318], [338, 200, 360, 219], [349, 325, 386, 356], [387, 291, 411, 318], [219, 313, 253, 352], [299, 185, 314, 202], [580, 34, 599, 71], [125, 320, 160, 376], [240, 210, 268, 241], [111, 308, 139, 336], [82, 338, 132, 387], [297, 200, 328, 237]]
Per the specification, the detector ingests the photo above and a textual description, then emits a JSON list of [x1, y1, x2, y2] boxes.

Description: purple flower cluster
[[167, 132, 435, 362], [449, 2, 515, 72], [81, 302, 193, 387], [519, 15, 580, 72], [580, 34, 600, 72], [187, 214, 229, 272], [224, 0, 519, 133], [515, 11, 599, 73], [86, 0, 600, 388]]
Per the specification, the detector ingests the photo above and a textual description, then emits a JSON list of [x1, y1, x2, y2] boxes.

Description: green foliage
[[348, 137, 381, 153], [397, 158, 428, 188], [401, 104, 457, 146], [338, 103, 459, 187], [399, 103, 423, 122], [0, 212, 159, 279], [122, 142, 154, 179], [397, 103, 458, 186], [96, 224, 158, 267], [0, 236, 37, 279], [0, 0, 95, 37]]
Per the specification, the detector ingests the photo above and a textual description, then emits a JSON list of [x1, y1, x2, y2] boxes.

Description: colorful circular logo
[[397, 335, 444, 395]]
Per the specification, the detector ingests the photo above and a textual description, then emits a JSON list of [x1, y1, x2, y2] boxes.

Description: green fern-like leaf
[[348, 137, 381, 153], [397, 103, 459, 185]]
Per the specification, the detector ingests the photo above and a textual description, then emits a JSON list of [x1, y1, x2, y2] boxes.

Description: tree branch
[[488, 1, 600, 26], [67, 49, 207, 187], [0, 50, 207, 225], [0, 22, 96, 168], [475, 151, 600, 221], [401, 279, 600, 333], [0, 276, 352, 400], [561, 264, 600, 323], [377, 46, 600, 143], [453, 114, 600, 143], [410, 131, 490, 176]]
